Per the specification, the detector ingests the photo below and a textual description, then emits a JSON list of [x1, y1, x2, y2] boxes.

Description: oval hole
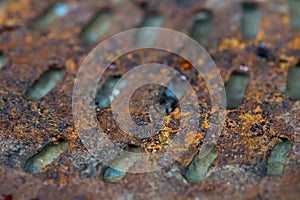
[[266, 139, 291, 176], [0, 51, 9, 69], [286, 64, 300, 100], [241, 1, 261, 40], [189, 10, 213, 47], [289, 0, 300, 29], [185, 144, 218, 183], [159, 74, 189, 114], [103, 146, 143, 183], [25, 68, 65, 100], [29, 2, 69, 31], [0, 0, 12, 13], [225, 71, 250, 110], [95, 76, 126, 108], [24, 140, 69, 174], [134, 13, 164, 48], [81, 9, 115, 45]]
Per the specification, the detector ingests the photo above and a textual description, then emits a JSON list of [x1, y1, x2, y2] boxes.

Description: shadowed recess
[[158, 74, 189, 114], [185, 144, 218, 183], [25, 68, 65, 100], [81, 9, 115, 45], [24, 140, 69, 174], [266, 139, 291, 176], [189, 10, 213, 47], [103, 146, 143, 183], [29, 2, 69, 31], [0, 51, 9, 69], [95, 76, 126, 108], [241, 1, 261, 40], [286, 64, 300, 100], [225, 72, 249, 110], [0, 0, 12, 12], [134, 13, 164, 48], [255, 42, 274, 61], [289, 0, 300, 29]]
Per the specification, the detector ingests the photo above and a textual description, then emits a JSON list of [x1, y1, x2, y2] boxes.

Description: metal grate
[[0, 0, 300, 199]]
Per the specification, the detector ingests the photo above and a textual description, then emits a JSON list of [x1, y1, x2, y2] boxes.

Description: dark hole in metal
[[241, 1, 261, 40], [189, 9, 213, 47], [29, 2, 69, 31], [0, 50, 9, 69], [286, 63, 300, 100], [81, 9, 114, 45], [266, 139, 291, 176], [24, 140, 69, 174], [289, 0, 300, 29], [159, 74, 188, 114], [95, 76, 126, 108], [25, 67, 65, 100], [225, 71, 250, 110], [134, 13, 164, 48]]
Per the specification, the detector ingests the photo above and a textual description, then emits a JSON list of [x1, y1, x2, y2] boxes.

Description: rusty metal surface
[[0, 0, 300, 199]]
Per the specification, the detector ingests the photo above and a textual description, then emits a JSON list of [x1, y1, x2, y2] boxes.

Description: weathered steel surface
[[0, 0, 299, 199]]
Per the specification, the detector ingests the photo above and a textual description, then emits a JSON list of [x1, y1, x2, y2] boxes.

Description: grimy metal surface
[[0, 0, 300, 199]]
